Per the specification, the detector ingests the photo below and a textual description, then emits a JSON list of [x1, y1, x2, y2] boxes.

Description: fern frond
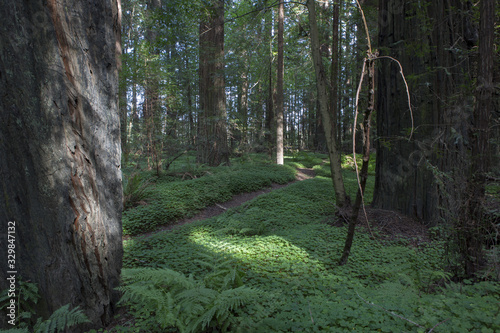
[[18, 280, 39, 304], [181, 286, 258, 333], [121, 268, 197, 293], [177, 287, 218, 309], [119, 268, 202, 330], [33, 304, 89, 333]]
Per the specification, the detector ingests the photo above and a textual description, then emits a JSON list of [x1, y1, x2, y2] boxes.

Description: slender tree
[[0, 0, 122, 330], [276, 0, 285, 164], [143, 0, 163, 174], [307, 0, 348, 207]]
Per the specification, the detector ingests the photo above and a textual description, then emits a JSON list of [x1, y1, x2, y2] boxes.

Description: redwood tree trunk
[[374, 0, 474, 222], [0, 0, 122, 330], [461, 0, 495, 276], [198, 0, 230, 166]]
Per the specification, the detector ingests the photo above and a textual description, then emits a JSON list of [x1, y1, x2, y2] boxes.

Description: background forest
[[0, 0, 499, 332]]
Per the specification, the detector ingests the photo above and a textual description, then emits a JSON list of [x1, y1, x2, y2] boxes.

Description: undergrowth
[[122, 163, 296, 235], [0, 280, 89, 333], [121, 177, 500, 332]]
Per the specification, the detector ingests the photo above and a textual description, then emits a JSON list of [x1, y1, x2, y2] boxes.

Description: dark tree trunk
[[0, 0, 122, 330], [374, 0, 473, 223], [198, 0, 230, 167], [460, 0, 495, 276]]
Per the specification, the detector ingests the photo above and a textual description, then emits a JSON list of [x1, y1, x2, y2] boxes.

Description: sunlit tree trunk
[[0, 0, 122, 330], [276, 0, 285, 165]]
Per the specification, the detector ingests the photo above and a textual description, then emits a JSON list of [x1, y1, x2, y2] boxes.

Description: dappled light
[[2, 0, 498, 331]]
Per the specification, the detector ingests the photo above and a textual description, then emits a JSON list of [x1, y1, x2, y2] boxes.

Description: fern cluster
[[122, 173, 153, 210], [0, 280, 89, 333], [118, 263, 258, 333]]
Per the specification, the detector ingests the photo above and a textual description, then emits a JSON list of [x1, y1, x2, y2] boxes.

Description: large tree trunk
[[198, 0, 230, 167], [374, 0, 474, 222], [0, 0, 122, 330], [460, 0, 495, 276], [307, 0, 348, 207]]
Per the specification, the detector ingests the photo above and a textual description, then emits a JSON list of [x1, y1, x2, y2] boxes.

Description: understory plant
[[0, 280, 89, 333], [117, 253, 259, 333], [122, 173, 153, 210], [122, 177, 500, 332]]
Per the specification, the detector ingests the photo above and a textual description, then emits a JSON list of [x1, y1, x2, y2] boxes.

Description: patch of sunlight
[[123, 238, 135, 249], [189, 231, 329, 277]]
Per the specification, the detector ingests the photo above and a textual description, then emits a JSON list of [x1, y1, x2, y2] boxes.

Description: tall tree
[[265, 2, 275, 156], [461, 0, 496, 276], [330, 0, 341, 145], [374, 0, 475, 221], [0, 0, 122, 330], [198, 0, 230, 166], [143, 0, 163, 173], [307, 0, 348, 207], [276, 0, 285, 164]]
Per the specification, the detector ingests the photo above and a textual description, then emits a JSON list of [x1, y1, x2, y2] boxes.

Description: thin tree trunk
[[331, 0, 341, 145], [276, 0, 285, 164], [339, 57, 375, 265], [307, 0, 348, 207], [265, 4, 275, 157], [144, 0, 162, 172]]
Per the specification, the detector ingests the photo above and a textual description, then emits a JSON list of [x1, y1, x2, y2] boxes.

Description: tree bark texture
[[198, 0, 230, 167], [460, 0, 496, 276], [0, 0, 122, 329], [307, 0, 348, 207], [374, 0, 475, 222]]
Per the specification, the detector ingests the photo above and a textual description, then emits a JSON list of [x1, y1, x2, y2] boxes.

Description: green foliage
[[0, 281, 89, 333], [123, 177, 500, 332], [122, 173, 154, 210], [117, 264, 258, 333], [31, 305, 90, 333], [122, 163, 296, 235], [285, 151, 324, 168]]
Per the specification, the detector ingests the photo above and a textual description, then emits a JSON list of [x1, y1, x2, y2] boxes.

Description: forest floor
[[131, 166, 429, 246], [131, 168, 317, 240], [113, 155, 499, 332]]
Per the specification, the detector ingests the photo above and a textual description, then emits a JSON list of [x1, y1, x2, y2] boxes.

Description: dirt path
[[129, 167, 429, 243], [131, 168, 315, 239]]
